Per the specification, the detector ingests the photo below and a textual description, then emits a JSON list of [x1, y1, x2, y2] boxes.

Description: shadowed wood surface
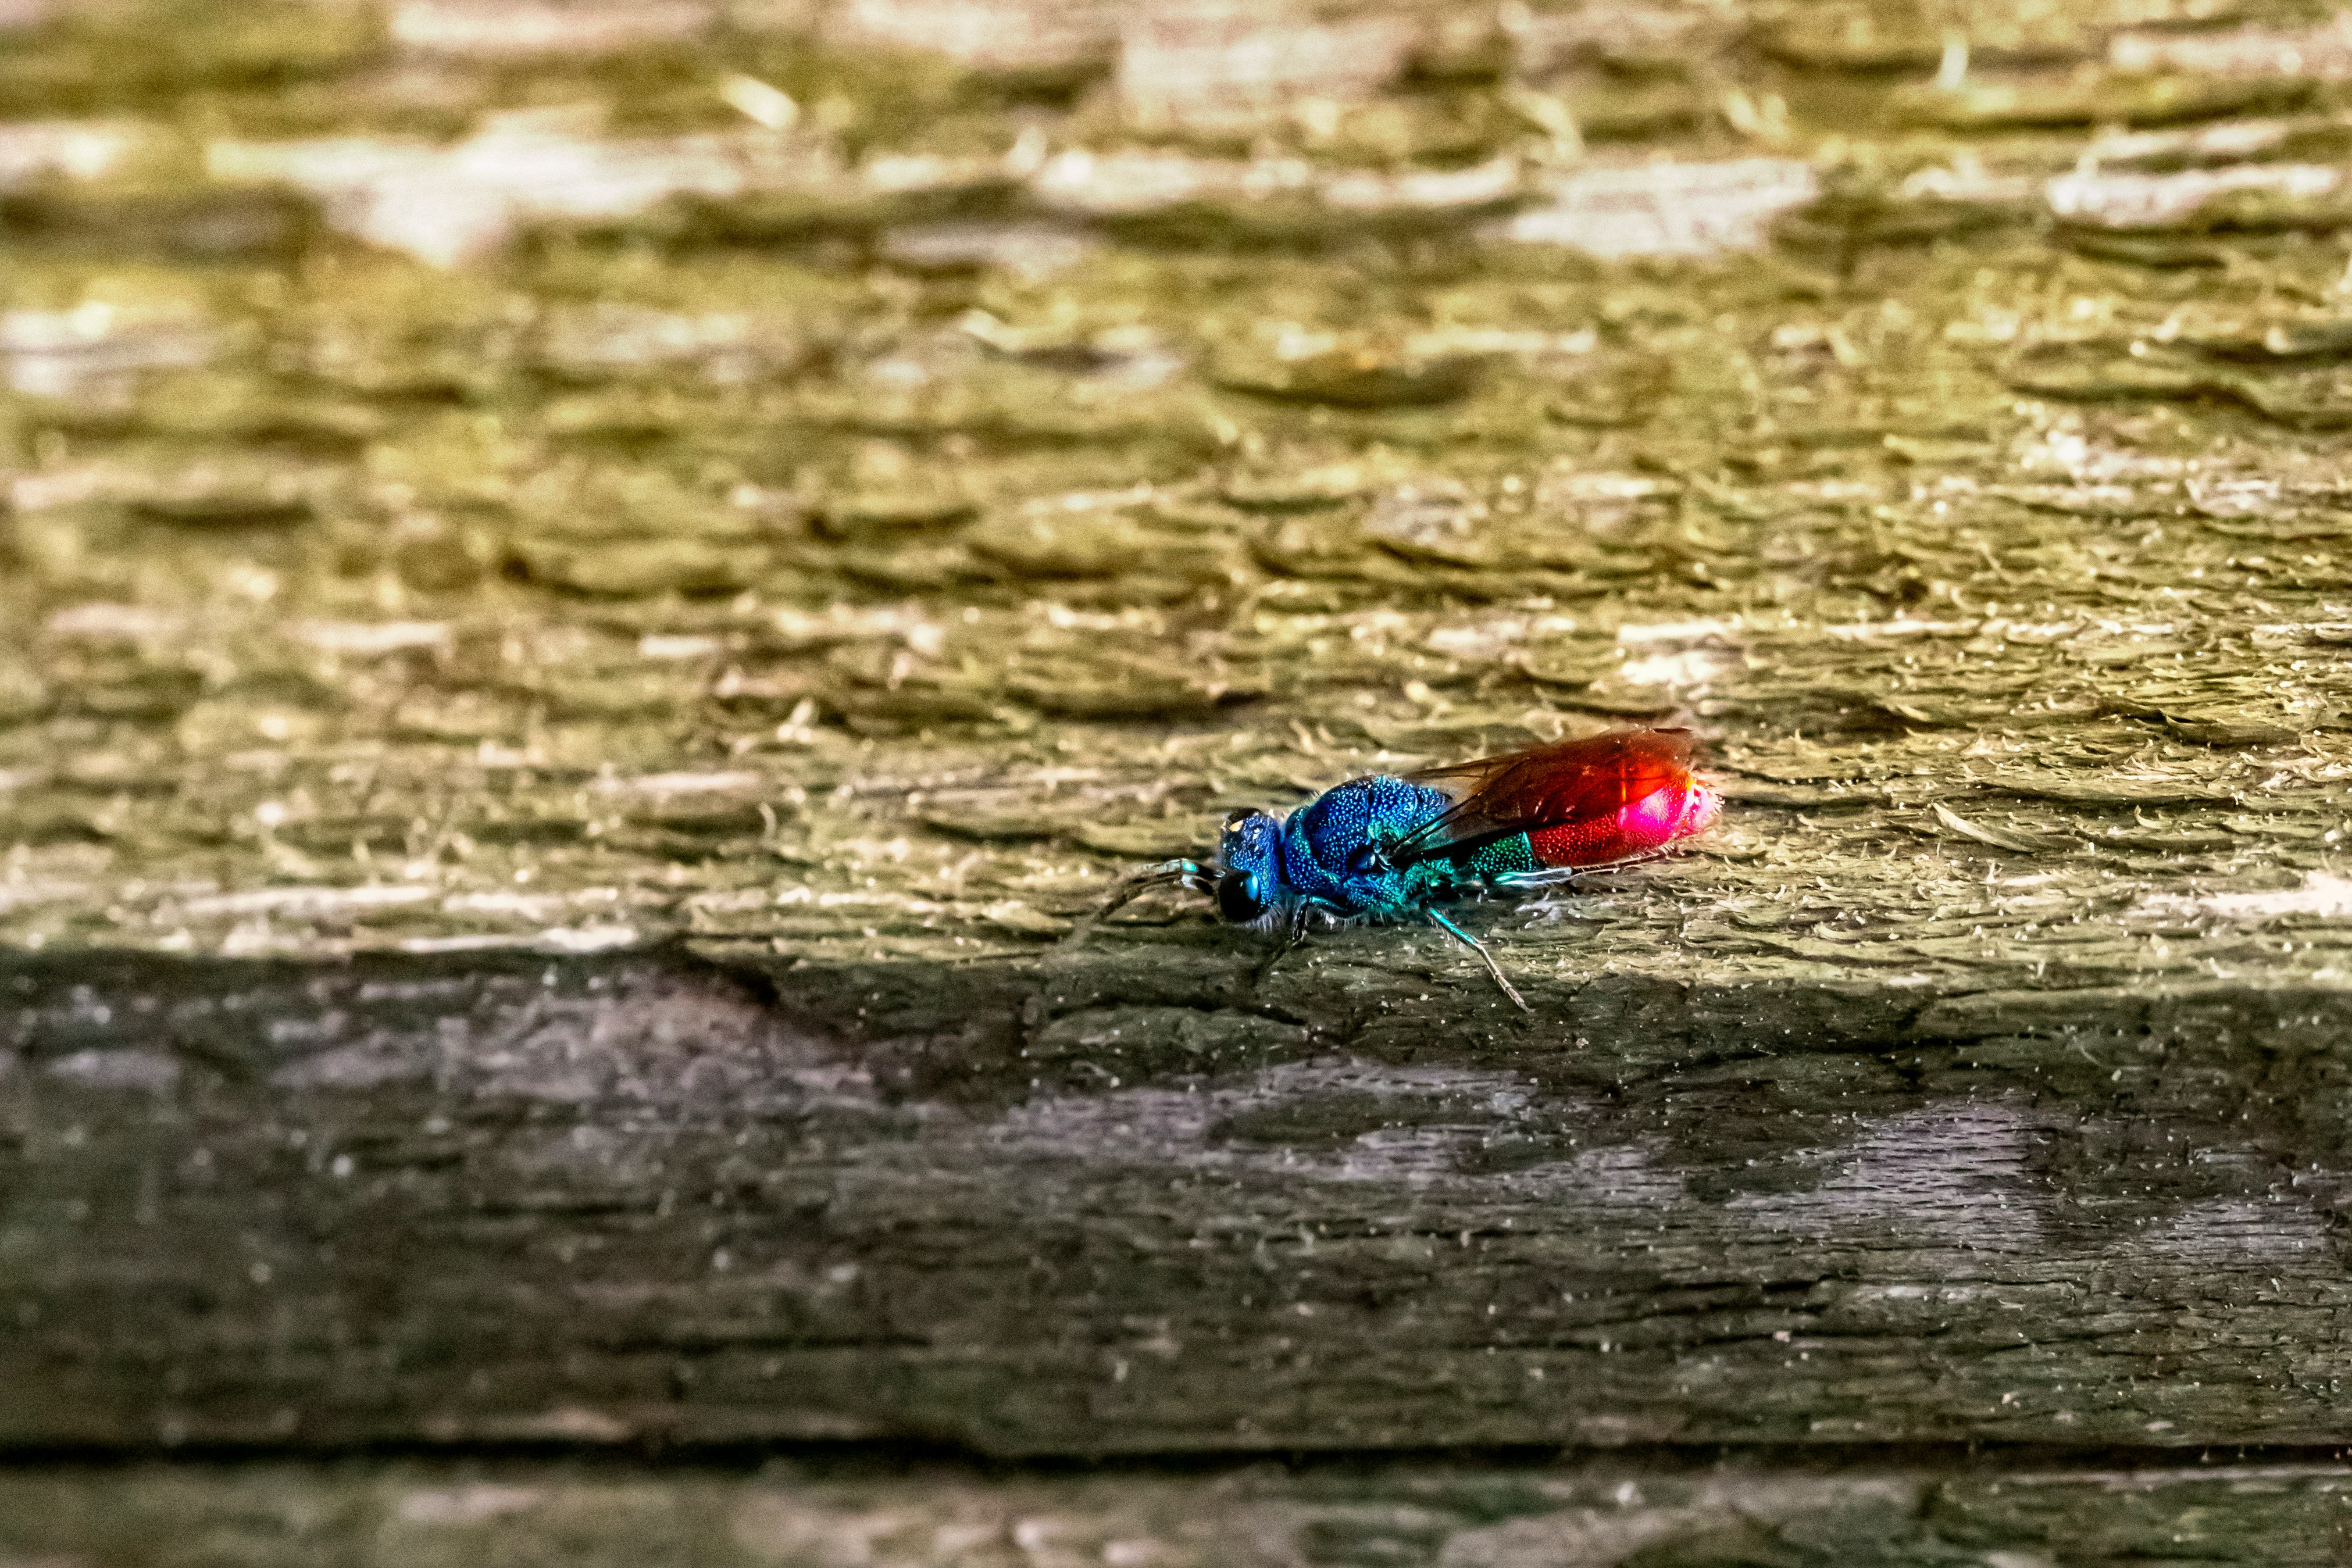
[[6, 948, 2352, 1456], [9, 0, 2352, 1551]]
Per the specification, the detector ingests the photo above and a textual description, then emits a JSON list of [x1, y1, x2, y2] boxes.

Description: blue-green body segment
[[1219, 774, 1537, 924]]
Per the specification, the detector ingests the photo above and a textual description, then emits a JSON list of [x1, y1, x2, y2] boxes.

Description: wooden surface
[[6, 946, 2352, 1459], [9, 0, 2352, 1551], [4, 1456, 2350, 1566]]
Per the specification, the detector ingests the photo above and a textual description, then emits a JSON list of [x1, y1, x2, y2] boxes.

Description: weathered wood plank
[[6, 949, 2351, 1455], [0, 1457, 2346, 1566]]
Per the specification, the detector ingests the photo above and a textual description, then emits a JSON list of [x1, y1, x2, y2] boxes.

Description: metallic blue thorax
[[1220, 775, 1460, 923]]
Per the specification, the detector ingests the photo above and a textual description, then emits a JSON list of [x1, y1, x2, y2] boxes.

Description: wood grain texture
[[5, 948, 2350, 1456], [1, 1457, 2349, 1566]]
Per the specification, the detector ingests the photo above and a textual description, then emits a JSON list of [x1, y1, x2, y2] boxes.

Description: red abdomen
[[1525, 769, 1719, 867]]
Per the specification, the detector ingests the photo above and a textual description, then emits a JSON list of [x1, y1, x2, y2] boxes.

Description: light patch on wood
[[391, 1484, 545, 1524], [2110, 13, 2352, 78], [182, 885, 436, 918], [2185, 873, 2352, 921], [210, 118, 751, 267], [1732, 1103, 2045, 1254], [1117, 6, 1419, 129], [2, 304, 212, 401], [292, 620, 452, 655], [0, 121, 139, 188], [45, 1048, 181, 1092], [1502, 159, 1818, 258], [389, 0, 711, 56], [2046, 163, 2340, 230], [2132, 1198, 2332, 1268], [826, 0, 1117, 75]]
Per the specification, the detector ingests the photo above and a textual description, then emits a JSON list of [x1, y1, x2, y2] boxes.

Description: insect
[[1102, 728, 1719, 1009]]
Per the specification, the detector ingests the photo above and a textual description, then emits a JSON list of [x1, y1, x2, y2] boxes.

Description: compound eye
[[1215, 871, 1267, 924]]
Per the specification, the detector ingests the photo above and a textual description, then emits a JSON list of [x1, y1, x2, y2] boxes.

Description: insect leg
[[1491, 851, 1661, 894], [1254, 900, 1313, 988], [1425, 908, 1530, 1012]]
